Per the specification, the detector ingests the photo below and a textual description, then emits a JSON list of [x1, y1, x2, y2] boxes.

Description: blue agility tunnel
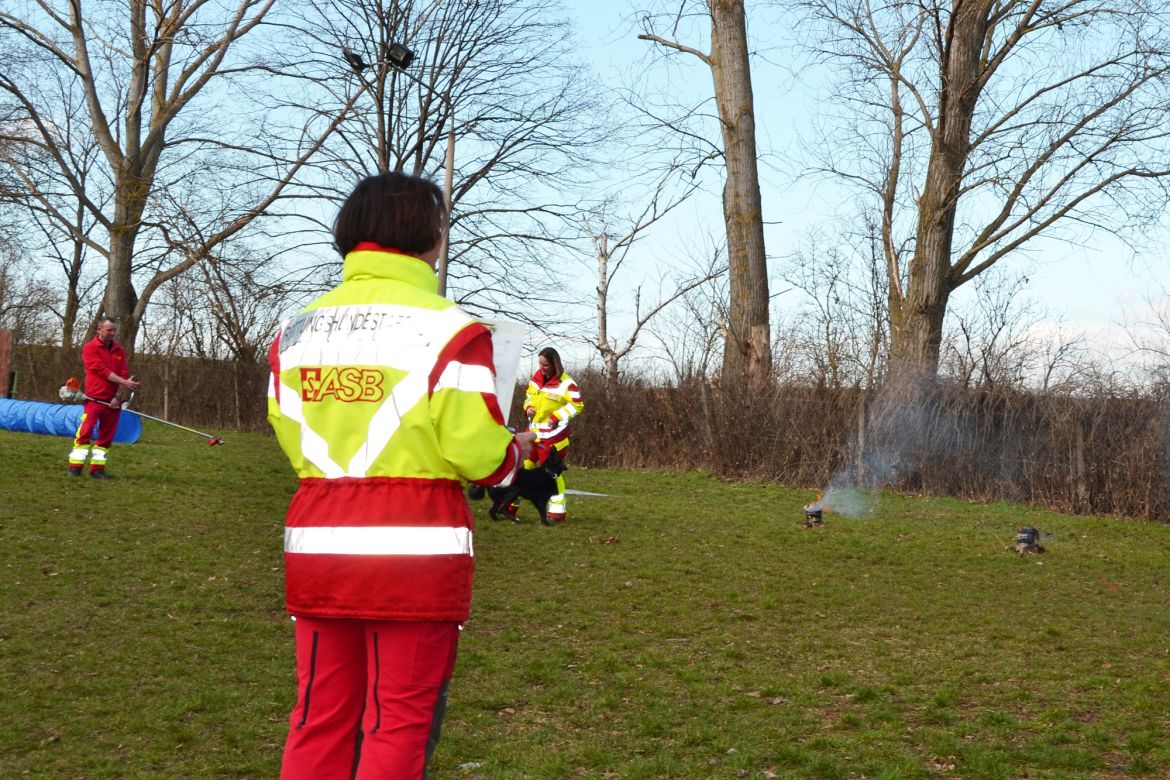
[[0, 398, 141, 444]]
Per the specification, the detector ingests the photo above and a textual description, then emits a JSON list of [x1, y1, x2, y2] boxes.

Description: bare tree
[[638, 0, 772, 387], [649, 232, 729, 384], [1127, 288, 1170, 391], [138, 276, 208, 360], [0, 241, 58, 344], [0, 70, 104, 347], [283, 0, 602, 328], [13, 166, 105, 349], [583, 170, 723, 380], [783, 219, 891, 389], [195, 244, 303, 364], [138, 228, 319, 364], [939, 270, 1043, 389], [0, 0, 354, 351], [803, 0, 1170, 384]]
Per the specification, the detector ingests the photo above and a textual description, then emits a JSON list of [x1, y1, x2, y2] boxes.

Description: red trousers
[[280, 616, 460, 780], [75, 400, 121, 449]]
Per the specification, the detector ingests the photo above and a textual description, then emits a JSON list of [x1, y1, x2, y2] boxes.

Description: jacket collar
[[91, 335, 117, 351], [533, 369, 563, 389], [342, 244, 437, 294]]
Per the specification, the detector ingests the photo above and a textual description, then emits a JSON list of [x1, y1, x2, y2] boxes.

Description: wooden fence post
[[855, 390, 867, 483], [1073, 408, 1090, 512], [0, 329, 13, 398]]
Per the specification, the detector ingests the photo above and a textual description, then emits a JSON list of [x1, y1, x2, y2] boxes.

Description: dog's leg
[[490, 487, 523, 522]]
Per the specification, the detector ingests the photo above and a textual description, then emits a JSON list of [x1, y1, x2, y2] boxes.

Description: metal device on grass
[[803, 492, 825, 526]]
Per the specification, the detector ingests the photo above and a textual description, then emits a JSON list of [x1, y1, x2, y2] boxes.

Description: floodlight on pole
[[341, 42, 454, 296], [385, 42, 415, 69]]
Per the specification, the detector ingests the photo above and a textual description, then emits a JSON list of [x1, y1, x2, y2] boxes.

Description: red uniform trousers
[[280, 616, 460, 780], [75, 400, 121, 448]]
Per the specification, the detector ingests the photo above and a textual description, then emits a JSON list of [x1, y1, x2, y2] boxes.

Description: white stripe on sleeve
[[433, 362, 496, 395]]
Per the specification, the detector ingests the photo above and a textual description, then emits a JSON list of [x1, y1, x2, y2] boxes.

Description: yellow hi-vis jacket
[[524, 370, 584, 450], [267, 246, 520, 621]]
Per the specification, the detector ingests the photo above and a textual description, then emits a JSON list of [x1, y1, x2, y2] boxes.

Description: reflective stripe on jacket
[[268, 247, 519, 621]]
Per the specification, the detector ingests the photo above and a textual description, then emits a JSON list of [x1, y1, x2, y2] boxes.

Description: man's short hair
[[333, 172, 447, 257]]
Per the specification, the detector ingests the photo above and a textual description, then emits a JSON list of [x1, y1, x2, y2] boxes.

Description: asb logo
[[300, 367, 386, 403]]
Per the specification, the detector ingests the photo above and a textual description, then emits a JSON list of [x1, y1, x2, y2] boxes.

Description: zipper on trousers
[[296, 631, 320, 729], [369, 632, 382, 734]]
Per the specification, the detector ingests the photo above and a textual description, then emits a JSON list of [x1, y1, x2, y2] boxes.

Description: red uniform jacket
[[82, 337, 130, 402]]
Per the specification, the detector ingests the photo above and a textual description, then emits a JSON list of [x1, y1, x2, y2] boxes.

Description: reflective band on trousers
[[284, 526, 473, 557]]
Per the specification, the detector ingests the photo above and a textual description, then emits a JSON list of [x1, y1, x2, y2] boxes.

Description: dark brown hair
[[333, 172, 447, 256], [539, 346, 563, 376]]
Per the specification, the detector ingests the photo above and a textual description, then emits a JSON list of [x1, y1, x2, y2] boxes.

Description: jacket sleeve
[[523, 375, 538, 417], [266, 332, 283, 428], [429, 324, 520, 486], [266, 328, 308, 471], [266, 329, 299, 470], [548, 373, 584, 424]]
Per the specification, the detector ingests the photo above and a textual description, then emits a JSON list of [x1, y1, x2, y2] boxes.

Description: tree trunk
[[595, 234, 615, 381], [605, 353, 619, 383], [103, 229, 142, 351], [1073, 411, 1089, 511], [709, 0, 770, 387], [888, 0, 989, 383], [61, 260, 81, 350], [100, 163, 149, 351], [889, 249, 951, 380]]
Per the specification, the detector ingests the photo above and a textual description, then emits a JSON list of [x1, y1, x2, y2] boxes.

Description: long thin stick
[[84, 395, 225, 446]]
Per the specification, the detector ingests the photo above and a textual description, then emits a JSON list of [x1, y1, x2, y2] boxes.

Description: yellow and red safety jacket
[[267, 245, 520, 622], [524, 369, 584, 450]]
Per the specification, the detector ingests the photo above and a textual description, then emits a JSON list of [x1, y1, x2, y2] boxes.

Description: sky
[[557, 0, 1167, 379]]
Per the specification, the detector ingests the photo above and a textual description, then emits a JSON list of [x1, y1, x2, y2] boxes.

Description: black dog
[[468, 447, 566, 526]]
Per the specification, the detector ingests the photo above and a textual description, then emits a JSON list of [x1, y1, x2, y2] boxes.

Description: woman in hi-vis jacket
[[267, 172, 535, 779], [517, 346, 584, 522]]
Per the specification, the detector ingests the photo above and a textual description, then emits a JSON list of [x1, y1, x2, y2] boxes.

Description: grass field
[[1, 424, 1168, 779]]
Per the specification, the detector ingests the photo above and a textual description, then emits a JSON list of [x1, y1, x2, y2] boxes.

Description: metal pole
[[343, 46, 454, 296], [84, 394, 225, 445], [438, 123, 455, 296]]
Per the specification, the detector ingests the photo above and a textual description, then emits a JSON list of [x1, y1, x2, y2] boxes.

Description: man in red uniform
[[67, 318, 140, 479]]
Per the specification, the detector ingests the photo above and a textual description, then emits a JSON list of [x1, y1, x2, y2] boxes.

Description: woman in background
[[519, 346, 584, 522]]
